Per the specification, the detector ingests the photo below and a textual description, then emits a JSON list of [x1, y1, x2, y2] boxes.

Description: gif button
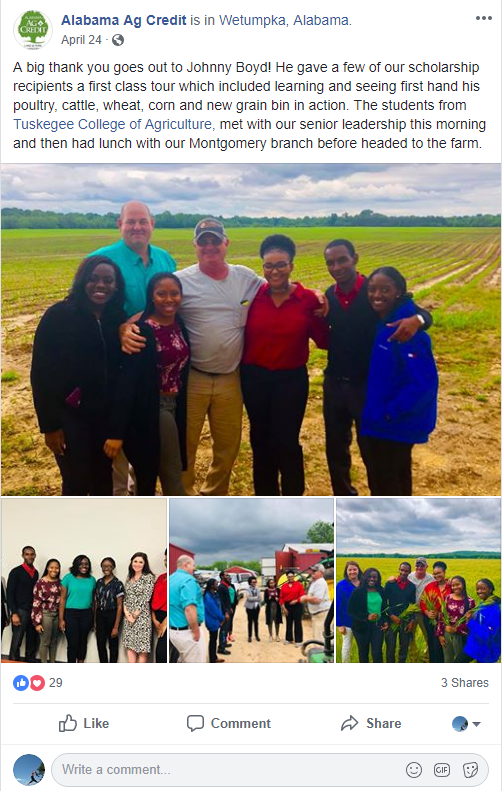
[[434, 763, 450, 777]]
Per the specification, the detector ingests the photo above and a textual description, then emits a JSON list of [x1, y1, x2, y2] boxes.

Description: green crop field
[[335, 556, 501, 663], [1, 226, 500, 496]]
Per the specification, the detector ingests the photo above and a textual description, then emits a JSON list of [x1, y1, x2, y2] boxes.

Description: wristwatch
[[415, 314, 425, 326]]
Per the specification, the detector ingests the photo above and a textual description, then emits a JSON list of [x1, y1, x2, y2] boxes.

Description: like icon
[[30, 675, 45, 691]]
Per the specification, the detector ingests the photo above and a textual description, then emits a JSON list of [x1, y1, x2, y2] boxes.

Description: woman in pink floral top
[[437, 575, 475, 663], [105, 273, 190, 495], [31, 559, 62, 662]]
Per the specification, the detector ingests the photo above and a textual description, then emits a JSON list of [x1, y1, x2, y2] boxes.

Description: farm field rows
[[1, 226, 500, 496], [335, 556, 501, 663]]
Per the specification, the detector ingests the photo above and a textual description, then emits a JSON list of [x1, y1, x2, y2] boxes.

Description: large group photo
[[1, 163, 500, 497], [336, 497, 501, 664], [1, 498, 167, 664], [169, 497, 334, 663]]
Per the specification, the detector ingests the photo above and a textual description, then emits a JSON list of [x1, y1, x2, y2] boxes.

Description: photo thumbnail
[[336, 497, 501, 664], [169, 497, 334, 663], [1, 498, 167, 663], [1, 163, 500, 498]]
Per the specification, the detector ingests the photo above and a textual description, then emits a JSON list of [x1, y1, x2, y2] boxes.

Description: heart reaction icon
[[30, 675, 45, 691]]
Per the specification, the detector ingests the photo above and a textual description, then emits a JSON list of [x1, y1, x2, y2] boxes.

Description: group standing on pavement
[[169, 562, 332, 663]]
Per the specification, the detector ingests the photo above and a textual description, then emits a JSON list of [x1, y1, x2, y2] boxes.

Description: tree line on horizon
[[337, 551, 500, 559], [2, 207, 500, 230]]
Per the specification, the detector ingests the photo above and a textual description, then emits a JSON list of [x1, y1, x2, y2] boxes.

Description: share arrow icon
[[341, 715, 359, 731]]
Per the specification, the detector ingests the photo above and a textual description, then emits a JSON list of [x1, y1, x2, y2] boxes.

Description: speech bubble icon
[[187, 715, 204, 732]]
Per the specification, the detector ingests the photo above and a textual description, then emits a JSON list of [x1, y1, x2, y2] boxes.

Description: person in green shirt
[[59, 555, 96, 663], [347, 567, 388, 663]]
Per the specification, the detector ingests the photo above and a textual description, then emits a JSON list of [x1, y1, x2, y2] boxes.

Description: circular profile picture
[[13, 754, 45, 786], [14, 11, 52, 49], [452, 715, 469, 732]]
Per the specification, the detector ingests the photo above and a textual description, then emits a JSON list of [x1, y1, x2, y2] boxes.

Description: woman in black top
[[347, 567, 388, 663], [94, 557, 124, 663], [264, 578, 283, 641], [31, 255, 126, 495]]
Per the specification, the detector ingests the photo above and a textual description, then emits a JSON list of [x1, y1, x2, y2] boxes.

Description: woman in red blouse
[[31, 559, 62, 662], [437, 575, 476, 662], [104, 274, 190, 495], [279, 571, 306, 646], [241, 235, 328, 495]]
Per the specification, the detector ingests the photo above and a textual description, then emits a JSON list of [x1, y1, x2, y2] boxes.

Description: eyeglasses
[[197, 236, 224, 247], [263, 262, 290, 272]]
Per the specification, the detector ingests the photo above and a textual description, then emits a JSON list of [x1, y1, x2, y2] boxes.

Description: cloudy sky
[[169, 497, 334, 564], [1, 163, 499, 217], [336, 498, 501, 555]]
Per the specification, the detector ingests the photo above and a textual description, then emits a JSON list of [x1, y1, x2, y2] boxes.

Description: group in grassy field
[[30, 201, 439, 497], [336, 558, 501, 664]]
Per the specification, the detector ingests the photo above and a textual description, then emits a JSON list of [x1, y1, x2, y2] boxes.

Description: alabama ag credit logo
[[14, 10, 52, 49]]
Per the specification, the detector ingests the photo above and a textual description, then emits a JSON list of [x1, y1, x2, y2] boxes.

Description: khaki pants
[[311, 610, 330, 642], [182, 368, 242, 496], [169, 628, 207, 663], [112, 449, 136, 496]]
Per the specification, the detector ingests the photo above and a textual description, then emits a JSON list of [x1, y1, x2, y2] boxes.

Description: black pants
[[241, 364, 309, 495], [64, 608, 93, 663], [96, 609, 119, 663], [9, 608, 39, 661], [425, 618, 445, 663], [285, 602, 303, 643], [154, 609, 167, 663], [246, 607, 260, 639], [323, 376, 373, 495], [55, 409, 112, 496], [385, 623, 412, 663], [354, 623, 384, 663], [208, 630, 219, 662], [365, 437, 414, 495]]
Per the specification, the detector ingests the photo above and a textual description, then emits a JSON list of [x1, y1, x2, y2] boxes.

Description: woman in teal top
[[347, 568, 388, 663], [59, 555, 96, 663]]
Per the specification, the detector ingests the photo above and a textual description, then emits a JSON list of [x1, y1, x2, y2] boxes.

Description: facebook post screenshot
[[1, 0, 501, 788]]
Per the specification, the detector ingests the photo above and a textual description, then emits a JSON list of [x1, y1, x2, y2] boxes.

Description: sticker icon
[[14, 11, 52, 49], [464, 763, 478, 778]]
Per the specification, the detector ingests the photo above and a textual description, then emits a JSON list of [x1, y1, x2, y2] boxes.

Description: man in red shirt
[[420, 561, 451, 664], [279, 571, 306, 647]]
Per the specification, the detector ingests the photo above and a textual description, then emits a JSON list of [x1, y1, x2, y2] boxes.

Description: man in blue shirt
[[91, 200, 176, 318], [169, 555, 206, 663], [90, 200, 176, 493]]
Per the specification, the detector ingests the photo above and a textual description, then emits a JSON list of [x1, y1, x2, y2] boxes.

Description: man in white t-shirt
[[301, 565, 331, 642], [177, 219, 262, 496], [408, 557, 434, 661]]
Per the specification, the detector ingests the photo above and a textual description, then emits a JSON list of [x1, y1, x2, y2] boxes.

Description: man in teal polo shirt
[[169, 555, 206, 663], [91, 200, 176, 318], [90, 200, 176, 493]]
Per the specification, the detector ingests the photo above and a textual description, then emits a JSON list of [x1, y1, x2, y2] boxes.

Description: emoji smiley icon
[[406, 762, 422, 778]]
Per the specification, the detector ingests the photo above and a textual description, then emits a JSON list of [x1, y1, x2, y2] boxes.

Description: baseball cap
[[194, 218, 227, 242], [415, 557, 428, 566]]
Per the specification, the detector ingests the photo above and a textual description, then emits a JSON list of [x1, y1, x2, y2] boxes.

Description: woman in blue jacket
[[455, 579, 501, 663], [336, 561, 363, 663], [204, 579, 226, 663], [361, 267, 438, 495]]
